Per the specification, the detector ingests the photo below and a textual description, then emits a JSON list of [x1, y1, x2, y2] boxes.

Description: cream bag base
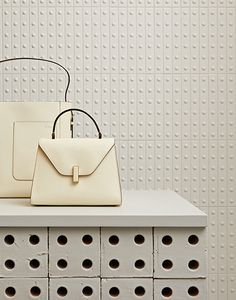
[[31, 138, 122, 206], [0, 101, 71, 198]]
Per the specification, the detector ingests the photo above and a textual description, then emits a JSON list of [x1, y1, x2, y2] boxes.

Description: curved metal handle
[[52, 108, 102, 139], [0, 57, 70, 102]]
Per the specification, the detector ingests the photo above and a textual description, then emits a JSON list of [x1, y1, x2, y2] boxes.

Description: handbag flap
[[39, 138, 115, 176]]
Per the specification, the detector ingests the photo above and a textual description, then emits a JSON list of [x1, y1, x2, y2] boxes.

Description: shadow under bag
[[31, 108, 122, 206], [0, 57, 72, 198]]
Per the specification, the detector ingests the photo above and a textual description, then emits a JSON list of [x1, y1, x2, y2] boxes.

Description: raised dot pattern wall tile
[[0, 2, 235, 300]]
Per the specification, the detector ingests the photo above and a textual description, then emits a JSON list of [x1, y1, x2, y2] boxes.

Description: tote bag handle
[[52, 108, 102, 139], [0, 57, 70, 102]]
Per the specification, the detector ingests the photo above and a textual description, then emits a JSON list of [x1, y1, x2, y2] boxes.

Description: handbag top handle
[[0, 57, 70, 102], [52, 108, 102, 139]]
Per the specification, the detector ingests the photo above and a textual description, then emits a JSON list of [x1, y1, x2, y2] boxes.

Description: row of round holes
[[109, 286, 145, 297], [109, 234, 145, 245], [57, 234, 93, 245], [56, 258, 146, 270], [4, 234, 94, 246], [109, 259, 145, 270], [4, 234, 199, 247], [5, 286, 41, 298], [162, 259, 200, 270], [109, 234, 199, 246], [57, 286, 93, 297], [57, 234, 145, 246], [4, 259, 40, 270], [57, 258, 93, 270], [4, 235, 40, 245], [4, 257, 198, 272], [162, 235, 199, 246], [162, 286, 199, 297], [5, 285, 199, 298]]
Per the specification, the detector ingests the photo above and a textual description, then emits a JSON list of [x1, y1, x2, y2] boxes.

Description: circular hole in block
[[82, 259, 93, 269], [82, 234, 93, 245], [57, 259, 68, 269], [30, 286, 41, 297], [188, 260, 199, 270], [134, 259, 145, 269], [161, 287, 173, 297], [188, 286, 199, 296], [82, 286, 93, 296], [5, 287, 16, 297], [57, 235, 68, 245], [109, 259, 120, 269], [162, 235, 173, 246], [134, 234, 145, 245], [109, 235, 119, 245], [29, 235, 40, 245], [4, 235, 15, 245], [29, 259, 40, 269], [5, 259, 15, 270], [57, 286, 68, 297], [162, 259, 173, 270], [134, 286, 145, 296], [109, 287, 120, 297], [188, 235, 199, 245]]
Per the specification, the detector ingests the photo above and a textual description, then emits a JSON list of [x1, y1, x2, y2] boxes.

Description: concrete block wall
[[49, 228, 100, 277], [154, 227, 207, 278], [0, 278, 48, 300], [0, 227, 207, 299], [154, 279, 207, 300], [101, 227, 153, 277], [0, 228, 48, 278]]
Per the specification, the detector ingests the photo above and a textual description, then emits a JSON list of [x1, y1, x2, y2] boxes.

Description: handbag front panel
[[31, 145, 122, 206], [0, 101, 71, 198]]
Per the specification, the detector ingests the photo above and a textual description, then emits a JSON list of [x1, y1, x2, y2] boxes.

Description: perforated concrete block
[[49, 227, 100, 277], [154, 279, 207, 300], [101, 278, 153, 300], [0, 278, 48, 300], [154, 228, 207, 278], [0, 228, 48, 277], [50, 278, 100, 300], [101, 227, 153, 277]]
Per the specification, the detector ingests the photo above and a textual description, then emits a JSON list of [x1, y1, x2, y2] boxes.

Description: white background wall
[[0, 0, 236, 299]]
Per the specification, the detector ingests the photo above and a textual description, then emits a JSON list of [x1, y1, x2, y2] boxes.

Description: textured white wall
[[0, 1, 236, 299]]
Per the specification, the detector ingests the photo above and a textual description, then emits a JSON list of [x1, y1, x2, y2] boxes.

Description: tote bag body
[[0, 57, 72, 197]]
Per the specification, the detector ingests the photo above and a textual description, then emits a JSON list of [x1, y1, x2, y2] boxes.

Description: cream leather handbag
[[31, 109, 122, 206], [0, 57, 72, 198]]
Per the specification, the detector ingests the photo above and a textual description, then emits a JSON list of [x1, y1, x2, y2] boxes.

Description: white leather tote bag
[[31, 108, 122, 206], [0, 57, 72, 198]]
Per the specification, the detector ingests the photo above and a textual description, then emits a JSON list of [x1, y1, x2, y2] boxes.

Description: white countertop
[[0, 190, 207, 227]]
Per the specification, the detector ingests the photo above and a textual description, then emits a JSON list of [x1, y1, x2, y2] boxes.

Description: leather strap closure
[[73, 166, 79, 183]]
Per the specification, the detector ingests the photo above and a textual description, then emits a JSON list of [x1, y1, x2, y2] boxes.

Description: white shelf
[[0, 190, 207, 227]]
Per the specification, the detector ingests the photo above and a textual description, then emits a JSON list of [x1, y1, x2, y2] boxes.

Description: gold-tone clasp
[[72, 166, 79, 183]]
